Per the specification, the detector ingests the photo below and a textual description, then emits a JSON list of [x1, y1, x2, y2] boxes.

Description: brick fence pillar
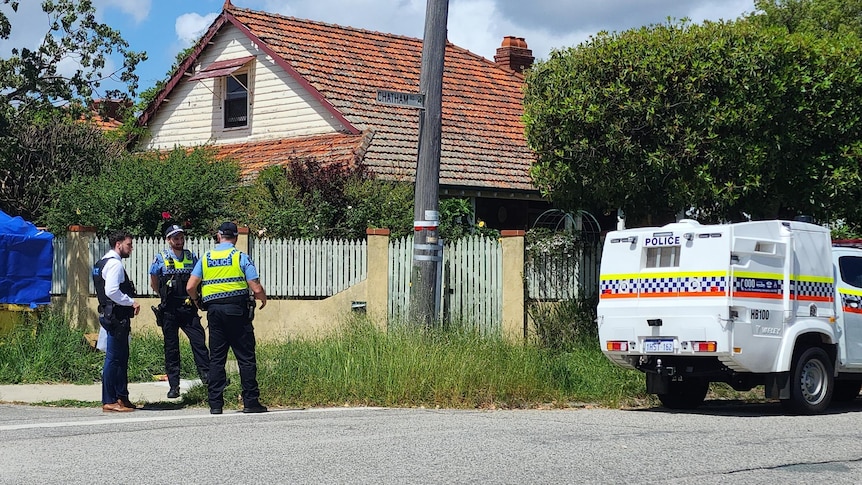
[[500, 230, 525, 342], [235, 226, 250, 254], [366, 228, 390, 330], [66, 225, 96, 330]]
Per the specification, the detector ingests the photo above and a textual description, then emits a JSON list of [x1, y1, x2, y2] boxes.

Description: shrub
[[528, 295, 599, 351]]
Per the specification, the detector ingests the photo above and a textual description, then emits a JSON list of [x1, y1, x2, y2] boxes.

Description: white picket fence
[[250, 238, 367, 297], [76, 236, 366, 298], [86, 236, 218, 295], [50, 234, 599, 333], [388, 235, 502, 334]]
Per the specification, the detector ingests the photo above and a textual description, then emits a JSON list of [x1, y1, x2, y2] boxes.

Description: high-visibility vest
[[201, 247, 249, 302], [158, 249, 195, 300]]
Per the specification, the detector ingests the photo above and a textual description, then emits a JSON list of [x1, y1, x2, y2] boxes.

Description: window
[[839, 256, 862, 288], [224, 73, 248, 129], [646, 246, 680, 268]]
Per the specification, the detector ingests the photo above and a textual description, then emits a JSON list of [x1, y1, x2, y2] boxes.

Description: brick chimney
[[89, 98, 131, 120], [494, 36, 534, 73]]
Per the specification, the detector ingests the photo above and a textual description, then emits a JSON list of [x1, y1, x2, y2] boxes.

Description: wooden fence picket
[[49, 232, 599, 335]]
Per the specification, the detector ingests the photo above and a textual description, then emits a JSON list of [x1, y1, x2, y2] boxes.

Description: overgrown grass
[[0, 310, 102, 384], [1, 308, 653, 409], [0, 308, 210, 384], [255, 319, 647, 408]]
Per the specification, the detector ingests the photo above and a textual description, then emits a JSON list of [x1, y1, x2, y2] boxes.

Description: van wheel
[[781, 347, 833, 414], [657, 379, 709, 410], [832, 381, 861, 402]]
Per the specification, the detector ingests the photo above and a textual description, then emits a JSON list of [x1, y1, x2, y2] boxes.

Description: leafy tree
[[0, 110, 123, 222], [752, 0, 862, 36], [523, 17, 862, 224], [342, 178, 414, 239], [437, 198, 499, 240], [438, 198, 474, 240], [44, 147, 241, 236], [0, 0, 145, 117], [241, 159, 416, 239], [0, 0, 145, 222]]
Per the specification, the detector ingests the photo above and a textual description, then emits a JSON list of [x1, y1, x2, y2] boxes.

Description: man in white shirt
[[92, 230, 140, 412]]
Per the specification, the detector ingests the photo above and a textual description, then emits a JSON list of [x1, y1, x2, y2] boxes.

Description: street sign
[[376, 89, 424, 108]]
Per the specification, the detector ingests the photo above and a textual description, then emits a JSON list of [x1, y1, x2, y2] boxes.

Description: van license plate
[[644, 339, 674, 352]]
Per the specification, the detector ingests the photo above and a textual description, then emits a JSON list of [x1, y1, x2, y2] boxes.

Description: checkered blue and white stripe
[[600, 276, 727, 295], [791, 280, 833, 300]]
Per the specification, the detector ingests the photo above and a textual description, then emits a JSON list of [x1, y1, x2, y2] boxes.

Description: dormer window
[[225, 73, 248, 128], [188, 56, 254, 130]]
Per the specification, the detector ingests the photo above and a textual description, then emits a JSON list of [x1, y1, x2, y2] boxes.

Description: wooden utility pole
[[410, 0, 449, 327]]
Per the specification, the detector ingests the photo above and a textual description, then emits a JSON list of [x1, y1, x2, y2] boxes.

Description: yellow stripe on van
[[840, 288, 862, 297], [732, 271, 783, 280], [793, 274, 834, 284], [600, 271, 726, 280]]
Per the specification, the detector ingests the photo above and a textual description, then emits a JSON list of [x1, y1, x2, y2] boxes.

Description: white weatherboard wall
[[144, 24, 343, 150]]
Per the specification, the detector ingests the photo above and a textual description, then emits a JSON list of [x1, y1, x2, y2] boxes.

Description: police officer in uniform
[[186, 222, 268, 414], [149, 224, 210, 399], [93, 230, 140, 412]]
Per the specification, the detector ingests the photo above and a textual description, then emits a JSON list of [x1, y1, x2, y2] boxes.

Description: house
[[136, 0, 550, 230], [80, 99, 127, 131]]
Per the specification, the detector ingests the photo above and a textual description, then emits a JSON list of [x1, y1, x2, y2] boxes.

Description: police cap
[[218, 221, 238, 238], [165, 224, 184, 238]]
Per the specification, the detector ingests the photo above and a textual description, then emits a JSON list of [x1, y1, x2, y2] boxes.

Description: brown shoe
[[118, 397, 137, 409], [102, 402, 134, 413]]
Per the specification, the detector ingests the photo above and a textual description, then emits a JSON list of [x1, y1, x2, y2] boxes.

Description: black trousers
[[206, 301, 261, 409], [162, 305, 210, 388]]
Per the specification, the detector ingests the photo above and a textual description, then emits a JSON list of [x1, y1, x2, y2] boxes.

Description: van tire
[[657, 379, 709, 410], [781, 347, 833, 414]]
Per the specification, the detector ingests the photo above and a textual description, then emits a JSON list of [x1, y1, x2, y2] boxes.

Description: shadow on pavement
[[630, 397, 862, 417]]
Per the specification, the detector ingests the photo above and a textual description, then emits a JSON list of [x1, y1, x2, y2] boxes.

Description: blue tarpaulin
[[0, 211, 53, 306]]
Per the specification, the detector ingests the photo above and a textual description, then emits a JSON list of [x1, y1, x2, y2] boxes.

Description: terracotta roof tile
[[214, 131, 373, 181], [228, 7, 536, 192], [82, 114, 123, 131]]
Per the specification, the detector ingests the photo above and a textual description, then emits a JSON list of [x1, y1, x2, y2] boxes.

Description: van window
[[839, 256, 862, 288], [646, 246, 680, 268]]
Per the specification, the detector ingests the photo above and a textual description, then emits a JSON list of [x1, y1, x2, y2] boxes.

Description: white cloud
[[688, 0, 757, 23], [491, 0, 754, 33], [259, 0, 425, 35], [175, 12, 219, 46], [0, 1, 122, 93], [93, 0, 152, 23], [232, 0, 755, 64], [0, 1, 47, 57]]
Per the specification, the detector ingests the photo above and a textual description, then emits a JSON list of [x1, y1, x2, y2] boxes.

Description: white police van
[[597, 218, 862, 414]]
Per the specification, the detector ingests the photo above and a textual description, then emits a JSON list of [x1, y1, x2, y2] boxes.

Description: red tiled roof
[[143, 5, 537, 193], [83, 114, 123, 131], [227, 6, 536, 192], [82, 99, 127, 131], [214, 131, 373, 180]]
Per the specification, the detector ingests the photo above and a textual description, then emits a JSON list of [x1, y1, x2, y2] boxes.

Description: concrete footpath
[[0, 378, 204, 404]]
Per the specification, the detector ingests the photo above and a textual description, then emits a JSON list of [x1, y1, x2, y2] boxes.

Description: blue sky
[[1, 0, 756, 100]]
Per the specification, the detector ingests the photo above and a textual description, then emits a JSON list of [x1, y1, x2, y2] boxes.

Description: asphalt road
[[2, 400, 862, 484]]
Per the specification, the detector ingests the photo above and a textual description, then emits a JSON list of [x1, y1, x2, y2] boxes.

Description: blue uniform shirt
[[191, 242, 259, 281]]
